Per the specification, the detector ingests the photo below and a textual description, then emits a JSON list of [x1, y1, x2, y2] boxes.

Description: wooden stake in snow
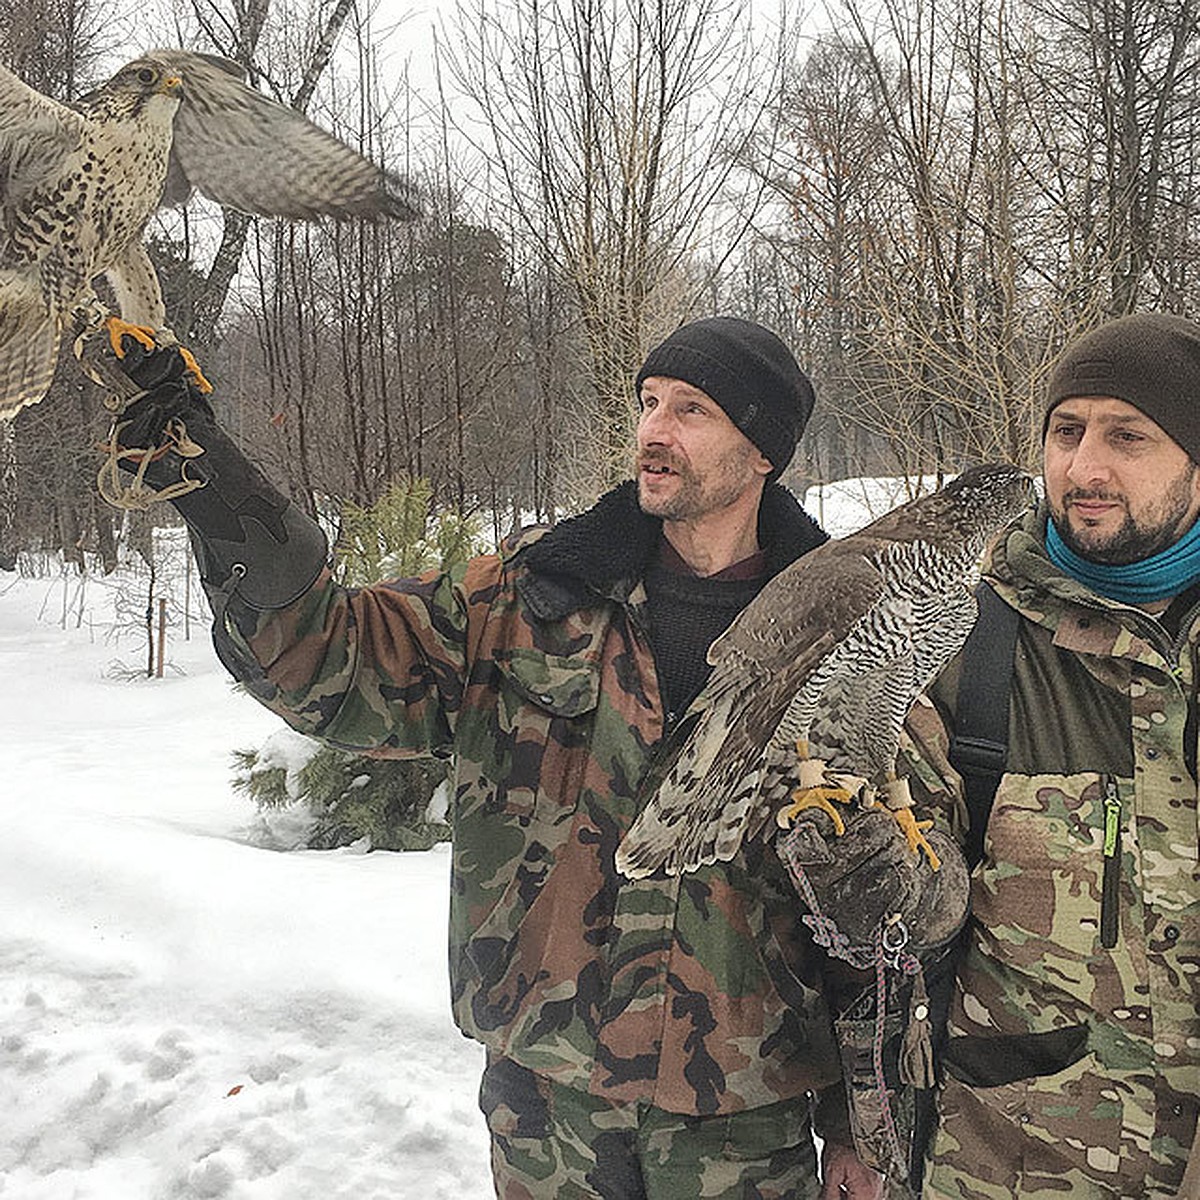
[[156, 598, 167, 679]]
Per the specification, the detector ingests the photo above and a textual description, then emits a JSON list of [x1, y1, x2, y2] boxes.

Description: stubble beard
[[1051, 463, 1200, 564], [636, 447, 759, 522]]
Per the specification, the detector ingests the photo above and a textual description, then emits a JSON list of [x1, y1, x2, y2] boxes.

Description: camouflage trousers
[[479, 1056, 822, 1200]]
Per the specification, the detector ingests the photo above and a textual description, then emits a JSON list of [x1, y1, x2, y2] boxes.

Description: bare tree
[[446, 0, 787, 493], [1014, 0, 1200, 315], [755, 0, 1152, 478]]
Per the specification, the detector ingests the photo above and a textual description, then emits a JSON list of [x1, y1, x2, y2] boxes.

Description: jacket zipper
[[1101, 775, 1121, 949]]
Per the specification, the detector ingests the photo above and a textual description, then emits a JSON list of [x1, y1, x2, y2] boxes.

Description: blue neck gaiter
[[1046, 515, 1200, 605]]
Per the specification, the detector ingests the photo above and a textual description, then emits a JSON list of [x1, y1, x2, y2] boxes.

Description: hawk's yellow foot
[[775, 786, 853, 834], [779, 739, 855, 833], [178, 346, 214, 394], [892, 807, 941, 871], [104, 316, 157, 358], [104, 317, 214, 395]]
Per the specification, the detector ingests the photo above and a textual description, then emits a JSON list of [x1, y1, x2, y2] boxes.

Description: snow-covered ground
[[0, 561, 489, 1199]]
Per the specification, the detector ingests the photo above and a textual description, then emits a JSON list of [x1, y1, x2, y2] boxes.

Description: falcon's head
[[77, 59, 183, 122]]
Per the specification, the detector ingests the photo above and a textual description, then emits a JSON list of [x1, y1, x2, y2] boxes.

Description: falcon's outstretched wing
[[0, 66, 84, 225], [0, 65, 94, 417], [152, 50, 420, 221]]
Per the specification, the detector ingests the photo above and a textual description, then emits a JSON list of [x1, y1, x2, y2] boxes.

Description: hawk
[[615, 462, 1035, 880], [0, 50, 420, 419]]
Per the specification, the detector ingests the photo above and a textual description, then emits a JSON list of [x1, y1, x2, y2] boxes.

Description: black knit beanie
[[1046, 312, 1200, 462], [635, 317, 816, 478]]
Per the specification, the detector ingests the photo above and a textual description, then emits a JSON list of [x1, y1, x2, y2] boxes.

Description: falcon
[[615, 462, 1036, 880], [0, 50, 420, 418]]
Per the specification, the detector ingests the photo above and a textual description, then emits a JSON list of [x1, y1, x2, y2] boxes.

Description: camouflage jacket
[[903, 505, 1200, 1195], [216, 481, 852, 1125]]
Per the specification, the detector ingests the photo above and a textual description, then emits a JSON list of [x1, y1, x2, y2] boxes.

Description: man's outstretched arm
[[105, 337, 468, 757]]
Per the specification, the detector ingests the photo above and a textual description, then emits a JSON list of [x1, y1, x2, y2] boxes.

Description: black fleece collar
[[516, 479, 827, 621]]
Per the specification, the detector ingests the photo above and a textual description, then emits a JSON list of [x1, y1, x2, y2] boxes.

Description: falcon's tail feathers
[[0, 290, 61, 419]]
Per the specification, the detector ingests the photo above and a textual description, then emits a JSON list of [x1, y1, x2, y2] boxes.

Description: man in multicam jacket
[[903, 312, 1200, 1198], [106, 317, 882, 1199]]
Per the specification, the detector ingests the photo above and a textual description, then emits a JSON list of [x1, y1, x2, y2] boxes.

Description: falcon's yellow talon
[[104, 315, 158, 358], [776, 786, 852, 833], [178, 345, 214, 394], [893, 807, 941, 871]]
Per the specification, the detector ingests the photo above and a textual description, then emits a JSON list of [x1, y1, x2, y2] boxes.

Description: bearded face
[[1044, 397, 1200, 565]]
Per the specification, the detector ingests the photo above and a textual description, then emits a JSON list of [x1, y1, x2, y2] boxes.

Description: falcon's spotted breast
[[615, 462, 1036, 880], [0, 50, 420, 418]]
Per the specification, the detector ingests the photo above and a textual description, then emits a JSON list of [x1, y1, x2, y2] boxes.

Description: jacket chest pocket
[[492, 650, 600, 821]]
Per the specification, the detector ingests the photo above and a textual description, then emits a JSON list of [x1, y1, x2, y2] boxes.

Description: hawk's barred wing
[[709, 540, 889, 667], [614, 629, 840, 880], [616, 553, 890, 880]]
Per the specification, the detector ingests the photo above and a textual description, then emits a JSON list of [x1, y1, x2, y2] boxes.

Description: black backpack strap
[[948, 582, 1021, 870], [908, 583, 1021, 1193]]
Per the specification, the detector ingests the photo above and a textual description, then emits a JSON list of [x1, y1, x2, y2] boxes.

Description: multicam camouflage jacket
[[215, 481, 854, 1127], [903, 505, 1200, 1197]]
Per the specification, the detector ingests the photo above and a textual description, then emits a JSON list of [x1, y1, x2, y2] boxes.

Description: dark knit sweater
[[644, 555, 765, 720]]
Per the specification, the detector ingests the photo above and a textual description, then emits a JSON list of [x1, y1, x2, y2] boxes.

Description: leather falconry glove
[[103, 335, 328, 611]]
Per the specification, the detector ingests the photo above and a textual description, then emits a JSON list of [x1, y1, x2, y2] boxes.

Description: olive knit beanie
[[635, 317, 816, 478], [1046, 312, 1200, 462]]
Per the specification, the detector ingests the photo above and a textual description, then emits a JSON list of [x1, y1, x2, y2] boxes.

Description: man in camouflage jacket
[[903, 313, 1200, 1198], [106, 317, 880, 1199]]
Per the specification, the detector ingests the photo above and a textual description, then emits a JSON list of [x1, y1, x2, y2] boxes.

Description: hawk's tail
[[0, 286, 60, 419]]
